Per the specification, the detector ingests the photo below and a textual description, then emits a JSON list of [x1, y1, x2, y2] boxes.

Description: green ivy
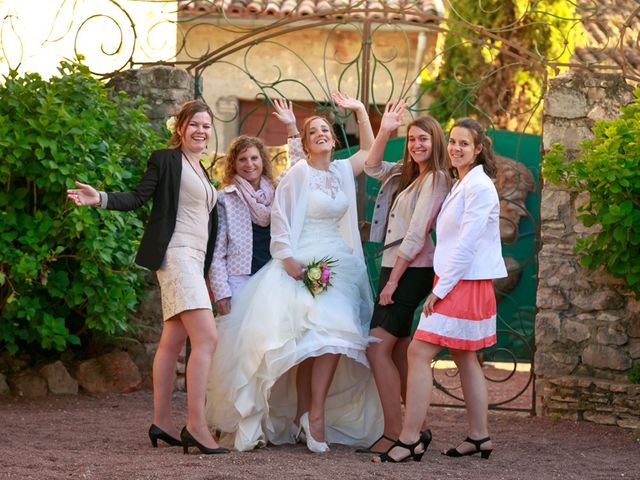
[[542, 89, 640, 299], [0, 61, 165, 354]]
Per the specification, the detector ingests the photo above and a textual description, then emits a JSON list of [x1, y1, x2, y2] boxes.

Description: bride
[[206, 93, 383, 452]]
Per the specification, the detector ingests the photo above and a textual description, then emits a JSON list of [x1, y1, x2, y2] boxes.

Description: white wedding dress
[[206, 163, 382, 451]]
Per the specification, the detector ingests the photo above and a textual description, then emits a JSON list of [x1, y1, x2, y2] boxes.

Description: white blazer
[[432, 165, 507, 299]]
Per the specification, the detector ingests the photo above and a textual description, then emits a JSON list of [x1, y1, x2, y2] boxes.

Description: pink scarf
[[234, 175, 274, 227]]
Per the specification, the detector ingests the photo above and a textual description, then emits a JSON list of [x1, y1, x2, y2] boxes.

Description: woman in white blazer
[[375, 118, 506, 463]]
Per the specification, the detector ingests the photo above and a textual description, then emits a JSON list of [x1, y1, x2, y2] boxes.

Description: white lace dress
[[205, 163, 382, 451]]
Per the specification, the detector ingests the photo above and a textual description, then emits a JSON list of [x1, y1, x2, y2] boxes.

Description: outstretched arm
[[67, 181, 100, 206], [272, 98, 299, 138], [331, 92, 373, 176], [272, 98, 306, 173], [365, 98, 407, 171]]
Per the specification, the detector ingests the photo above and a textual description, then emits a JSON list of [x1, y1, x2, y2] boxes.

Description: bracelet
[[287, 133, 300, 139]]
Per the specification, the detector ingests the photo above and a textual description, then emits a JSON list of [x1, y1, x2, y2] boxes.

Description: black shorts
[[369, 266, 434, 338]]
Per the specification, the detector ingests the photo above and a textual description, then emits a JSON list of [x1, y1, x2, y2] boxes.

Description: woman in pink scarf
[[209, 135, 277, 316]]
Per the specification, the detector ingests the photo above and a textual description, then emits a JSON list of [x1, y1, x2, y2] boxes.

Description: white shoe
[[300, 412, 329, 453], [290, 421, 306, 443]]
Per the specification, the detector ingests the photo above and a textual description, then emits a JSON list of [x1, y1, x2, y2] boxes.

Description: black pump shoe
[[148, 424, 182, 448], [443, 436, 493, 459], [180, 427, 230, 455]]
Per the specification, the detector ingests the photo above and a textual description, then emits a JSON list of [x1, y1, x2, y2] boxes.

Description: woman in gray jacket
[[358, 99, 450, 454]]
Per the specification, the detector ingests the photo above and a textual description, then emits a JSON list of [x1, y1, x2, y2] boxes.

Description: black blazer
[[105, 148, 218, 274]]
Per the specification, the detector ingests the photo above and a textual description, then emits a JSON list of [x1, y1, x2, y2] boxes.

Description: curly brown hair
[[222, 135, 274, 187]]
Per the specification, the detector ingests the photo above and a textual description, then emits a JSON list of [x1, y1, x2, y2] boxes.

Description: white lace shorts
[[156, 247, 212, 321]]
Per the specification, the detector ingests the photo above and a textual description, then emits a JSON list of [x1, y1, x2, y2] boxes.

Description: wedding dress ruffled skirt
[[205, 189, 382, 451]]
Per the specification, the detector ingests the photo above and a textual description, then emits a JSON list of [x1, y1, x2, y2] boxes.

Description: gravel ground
[[0, 389, 638, 480]]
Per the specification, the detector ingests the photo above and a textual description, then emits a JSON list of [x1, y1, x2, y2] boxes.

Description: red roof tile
[[178, 0, 443, 23]]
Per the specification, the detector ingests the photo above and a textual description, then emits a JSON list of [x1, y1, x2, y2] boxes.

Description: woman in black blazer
[[67, 99, 228, 455]]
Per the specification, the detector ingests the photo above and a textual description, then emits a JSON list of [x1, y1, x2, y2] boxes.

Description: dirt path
[[1, 390, 638, 479]]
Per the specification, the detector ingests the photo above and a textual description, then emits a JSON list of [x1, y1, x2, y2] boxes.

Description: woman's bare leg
[[180, 308, 220, 448], [367, 327, 404, 451], [449, 349, 493, 452], [295, 358, 314, 424], [380, 340, 441, 461], [152, 316, 187, 439], [308, 353, 340, 442]]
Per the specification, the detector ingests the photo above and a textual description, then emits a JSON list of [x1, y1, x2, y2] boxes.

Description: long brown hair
[[398, 115, 449, 193], [222, 135, 274, 186], [168, 99, 214, 149], [300, 116, 340, 156], [448, 117, 497, 178]]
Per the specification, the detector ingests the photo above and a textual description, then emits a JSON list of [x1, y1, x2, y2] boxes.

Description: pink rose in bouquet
[[303, 257, 337, 297]]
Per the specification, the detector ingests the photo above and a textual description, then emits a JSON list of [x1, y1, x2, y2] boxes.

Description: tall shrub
[[543, 89, 640, 299], [423, 0, 581, 132], [0, 61, 165, 354]]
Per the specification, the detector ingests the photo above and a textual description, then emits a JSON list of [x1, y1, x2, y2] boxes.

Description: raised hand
[[379, 98, 408, 133], [331, 92, 364, 112], [67, 181, 100, 207], [271, 98, 297, 129]]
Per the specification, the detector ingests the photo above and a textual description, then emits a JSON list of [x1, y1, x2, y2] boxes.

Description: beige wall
[[177, 19, 438, 151]]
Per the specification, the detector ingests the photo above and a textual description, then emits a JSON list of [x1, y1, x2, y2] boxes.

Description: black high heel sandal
[[377, 437, 427, 463], [180, 427, 230, 455], [148, 424, 182, 448], [420, 429, 433, 450], [355, 434, 396, 454], [443, 436, 492, 459]]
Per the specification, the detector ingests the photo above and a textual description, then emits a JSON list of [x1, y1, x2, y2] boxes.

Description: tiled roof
[[178, 0, 443, 23], [574, 0, 640, 75]]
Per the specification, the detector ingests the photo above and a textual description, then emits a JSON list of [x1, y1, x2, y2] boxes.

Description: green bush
[[0, 61, 165, 354], [542, 89, 640, 299], [629, 363, 640, 384]]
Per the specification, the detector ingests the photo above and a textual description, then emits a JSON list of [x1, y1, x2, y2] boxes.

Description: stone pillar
[[106, 66, 195, 130], [537, 71, 639, 428]]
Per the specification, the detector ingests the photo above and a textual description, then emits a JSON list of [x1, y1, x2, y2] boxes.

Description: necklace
[[182, 152, 214, 211]]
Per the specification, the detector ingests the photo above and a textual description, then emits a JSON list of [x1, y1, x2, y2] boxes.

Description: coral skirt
[[414, 275, 497, 351]]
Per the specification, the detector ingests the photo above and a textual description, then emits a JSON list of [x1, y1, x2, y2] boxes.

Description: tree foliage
[[423, 0, 581, 132], [0, 61, 165, 354], [543, 90, 640, 299]]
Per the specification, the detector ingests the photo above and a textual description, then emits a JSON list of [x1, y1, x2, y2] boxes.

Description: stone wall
[[536, 71, 640, 428], [106, 65, 194, 130]]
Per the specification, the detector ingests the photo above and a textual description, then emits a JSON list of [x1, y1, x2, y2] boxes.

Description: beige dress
[[156, 157, 216, 320]]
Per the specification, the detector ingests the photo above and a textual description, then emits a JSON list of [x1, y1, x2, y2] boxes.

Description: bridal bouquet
[[303, 257, 337, 297]]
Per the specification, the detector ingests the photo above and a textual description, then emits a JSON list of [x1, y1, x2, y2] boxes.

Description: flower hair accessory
[[166, 116, 177, 134], [302, 257, 337, 297]]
